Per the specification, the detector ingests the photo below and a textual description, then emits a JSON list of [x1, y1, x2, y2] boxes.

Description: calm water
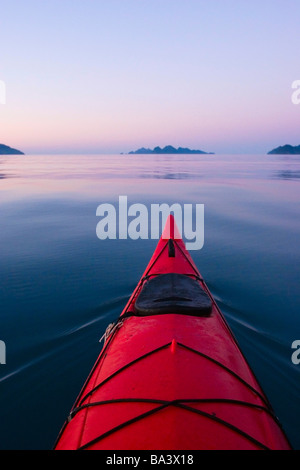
[[0, 153, 299, 450]]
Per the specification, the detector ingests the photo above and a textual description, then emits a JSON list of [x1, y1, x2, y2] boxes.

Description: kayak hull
[[54, 217, 291, 450]]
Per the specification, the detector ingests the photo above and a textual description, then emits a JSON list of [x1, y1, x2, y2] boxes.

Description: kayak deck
[[54, 216, 291, 450]]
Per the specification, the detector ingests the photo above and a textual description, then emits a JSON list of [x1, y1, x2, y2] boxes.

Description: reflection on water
[[0, 154, 204, 184], [140, 171, 201, 180], [1, 153, 300, 185], [272, 155, 300, 180], [0, 153, 300, 450], [275, 170, 300, 180]]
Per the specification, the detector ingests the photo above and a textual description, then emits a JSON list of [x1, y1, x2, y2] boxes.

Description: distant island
[[127, 145, 214, 155], [268, 144, 300, 155], [0, 144, 24, 155]]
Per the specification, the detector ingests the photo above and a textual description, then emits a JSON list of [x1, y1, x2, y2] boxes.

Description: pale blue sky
[[0, 0, 299, 154]]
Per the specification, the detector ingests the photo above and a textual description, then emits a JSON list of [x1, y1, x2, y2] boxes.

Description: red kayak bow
[[54, 215, 291, 450]]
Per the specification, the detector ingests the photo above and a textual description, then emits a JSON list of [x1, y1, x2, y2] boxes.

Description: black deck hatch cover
[[135, 273, 212, 316]]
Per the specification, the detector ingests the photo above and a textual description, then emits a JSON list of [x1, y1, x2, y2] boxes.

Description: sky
[[0, 0, 299, 155]]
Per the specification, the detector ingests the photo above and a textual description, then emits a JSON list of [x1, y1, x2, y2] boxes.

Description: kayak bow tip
[[162, 214, 182, 241]]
